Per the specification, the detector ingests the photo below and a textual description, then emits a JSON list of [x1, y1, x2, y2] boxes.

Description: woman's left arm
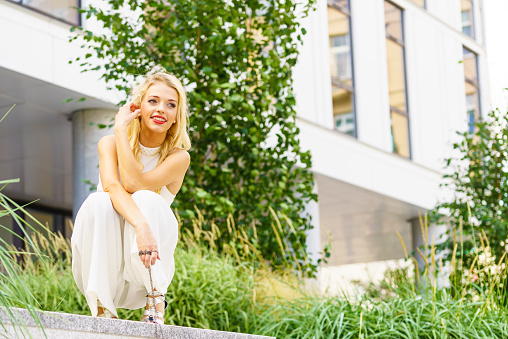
[[115, 103, 190, 194]]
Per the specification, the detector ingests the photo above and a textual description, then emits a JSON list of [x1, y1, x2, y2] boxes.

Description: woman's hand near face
[[115, 102, 140, 131], [135, 223, 160, 268]]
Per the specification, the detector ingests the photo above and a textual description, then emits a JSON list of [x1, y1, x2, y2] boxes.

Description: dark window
[[463, 47, 480, 133], [461, 0, 475, 39], [385, 1, 410, 158], [7, 0, 80, 26], [0, 202, 72, 250], [328, 0, 356, 137], [410, 0, 426, 8]]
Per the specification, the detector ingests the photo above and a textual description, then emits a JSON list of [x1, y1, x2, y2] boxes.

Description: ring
[[139, 250, 151, 256]]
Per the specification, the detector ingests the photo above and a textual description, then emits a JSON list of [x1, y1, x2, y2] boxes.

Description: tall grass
[[1, 133, 508, 339], [0, 178, 51, 338], [0, 105, 53, 338], [3, 208, 507, 338]]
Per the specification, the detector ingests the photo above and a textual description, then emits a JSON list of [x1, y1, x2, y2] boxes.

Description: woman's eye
[[168, 103, 176, 108], [148, 99, 157, 103]]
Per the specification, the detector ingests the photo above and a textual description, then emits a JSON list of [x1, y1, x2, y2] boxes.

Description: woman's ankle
[[97, 300, 118, 319]]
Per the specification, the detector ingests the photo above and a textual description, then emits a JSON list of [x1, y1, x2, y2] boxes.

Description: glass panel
[[463, 47, 478, 84], [333, 94, 354, 136], [384, 2, 403, 42], [330, 35, 352, 83], [22, 0, 79, 25], [336, 0, 349, 8], [330, 0, 349, 11], [328, 4, 356, 137], [463, 47, 480, 132], [329, 9, 352, 86], [25, 208, 54, 239], [460, 0, 474, 39], [410, 0, 425, 7], [466, 94, 477, 133], [0, 212, 13, 246], [391, 112, 410, 158], [385, 1, 410, 158], [386, 39, 407, 113]]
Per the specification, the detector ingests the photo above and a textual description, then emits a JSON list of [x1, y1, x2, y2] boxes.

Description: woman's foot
[[97, 300, 118, 319], [141, 291, 167, 325]]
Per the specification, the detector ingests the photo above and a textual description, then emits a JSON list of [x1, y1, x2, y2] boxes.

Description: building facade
[[0, 0, 492, 287], [293, 0, 489, 289]]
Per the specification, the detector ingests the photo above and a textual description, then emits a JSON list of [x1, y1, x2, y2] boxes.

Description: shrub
[[431, 109, 508, 298], [70, 0, 321, 276]]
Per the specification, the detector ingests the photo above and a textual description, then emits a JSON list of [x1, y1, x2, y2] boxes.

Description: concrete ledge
[[0, 307, 274, 339]]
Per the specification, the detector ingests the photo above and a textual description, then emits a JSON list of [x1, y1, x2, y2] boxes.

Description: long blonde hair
[[126, 70, 191, 193]]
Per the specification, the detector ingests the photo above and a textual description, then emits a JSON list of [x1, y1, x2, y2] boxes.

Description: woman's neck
[[139, 130, 166, 148]]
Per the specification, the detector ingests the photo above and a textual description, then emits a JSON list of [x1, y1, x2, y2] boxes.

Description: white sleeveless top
[[96, 143, 176, 206]]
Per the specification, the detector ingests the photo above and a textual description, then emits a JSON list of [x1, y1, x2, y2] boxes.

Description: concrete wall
[[0, 0, 113, 103]]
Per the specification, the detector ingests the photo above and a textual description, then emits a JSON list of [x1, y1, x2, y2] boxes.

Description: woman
[[71, 70, 191, 325]]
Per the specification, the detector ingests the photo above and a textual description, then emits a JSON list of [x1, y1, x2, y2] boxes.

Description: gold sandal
[[141, 292, 167, 325], [97, 300, 118, 319]]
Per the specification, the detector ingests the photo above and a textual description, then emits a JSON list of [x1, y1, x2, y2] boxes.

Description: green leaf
[[196, 189, 208, 199], [230, 94, 243, 102], [219, 82, 236, 89], [70, 0, 320, 277]]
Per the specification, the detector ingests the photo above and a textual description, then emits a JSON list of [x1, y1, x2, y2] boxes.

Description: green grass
[[0, 176, 50, 338], [4, 227, 508, 338], [253, 293, 508, 338], [11, 232, 256, 332], [1, 172, 508, 338]]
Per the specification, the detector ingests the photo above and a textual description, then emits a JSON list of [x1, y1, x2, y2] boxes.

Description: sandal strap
[[143, 309, 164, 318], [141, 316, 164, 325], [97, 310, 116, 318], [97, 300, 117, 319], [145, 294, 168, 310]]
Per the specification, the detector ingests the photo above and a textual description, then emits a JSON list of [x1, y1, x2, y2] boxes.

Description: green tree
[[432, 109, 508, 269], [72, 0, 321, 275]]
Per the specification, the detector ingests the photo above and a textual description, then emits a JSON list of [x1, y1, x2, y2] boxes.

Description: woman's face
[[139, 82, 178, 134]]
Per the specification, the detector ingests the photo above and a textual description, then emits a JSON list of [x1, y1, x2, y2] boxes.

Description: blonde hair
[[126, 69, 191, 193]]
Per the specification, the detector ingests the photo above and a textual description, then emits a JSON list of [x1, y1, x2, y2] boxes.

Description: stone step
[[0, 307, 275, 339]]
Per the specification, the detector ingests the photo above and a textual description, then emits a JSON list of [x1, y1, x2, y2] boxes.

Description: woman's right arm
[[98, 135, 160, 267], [98, 135, 147, 227]]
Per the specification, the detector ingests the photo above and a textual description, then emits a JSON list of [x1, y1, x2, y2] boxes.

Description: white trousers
[[71, 190, 178, 317]]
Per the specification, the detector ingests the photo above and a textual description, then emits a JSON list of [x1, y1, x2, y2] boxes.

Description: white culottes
[[71, 190, 178, 318]]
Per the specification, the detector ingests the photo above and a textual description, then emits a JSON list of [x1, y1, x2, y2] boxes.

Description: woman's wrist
[[114, 124, 128, 134], [133, 221, 150, 231]]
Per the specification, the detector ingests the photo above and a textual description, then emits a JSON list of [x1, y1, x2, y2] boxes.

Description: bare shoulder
[[168, 148, 191, 167], [98, 135, 116, 151], [99, 134, 116, 146]]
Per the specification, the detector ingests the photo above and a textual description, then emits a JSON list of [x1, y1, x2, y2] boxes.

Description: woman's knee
[[132, 190, 161, 201], [131, 190, 166, 208], [83, 192, 113, 210]]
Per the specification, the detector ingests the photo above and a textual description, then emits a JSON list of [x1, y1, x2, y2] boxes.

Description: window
[[8, 0, 80, 26], [410, 0, 425, 8], [328, 0, 356, 137], [461, 0, 474, 39], [463, 47, 480, 133], [384, 1, 410, 158], [0, 202, 72, 250], [330, 35, 352, 81]]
